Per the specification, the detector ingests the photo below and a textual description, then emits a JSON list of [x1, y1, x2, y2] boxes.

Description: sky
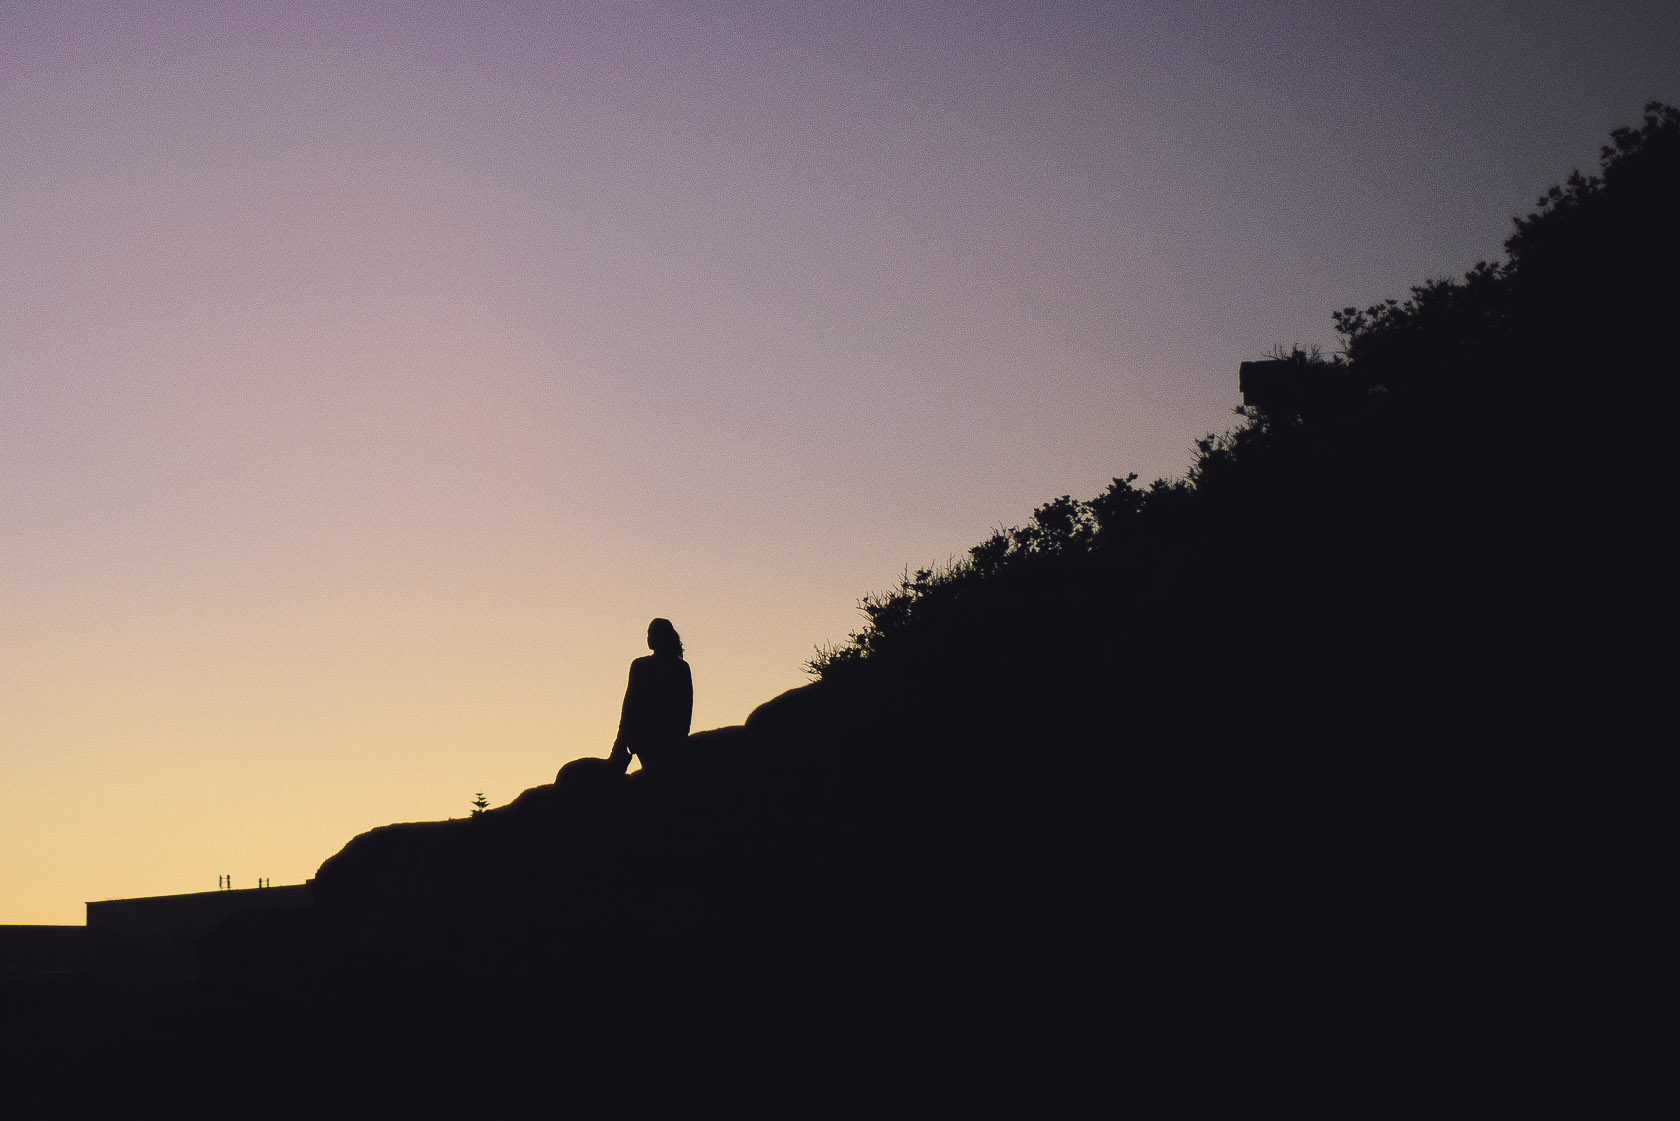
[[3, 0, 1676, 924]]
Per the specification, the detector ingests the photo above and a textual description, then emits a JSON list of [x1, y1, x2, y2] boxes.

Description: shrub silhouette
[[812, 103, 1678, 691]]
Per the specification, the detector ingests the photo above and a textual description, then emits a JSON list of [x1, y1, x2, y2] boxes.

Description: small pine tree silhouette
[[471, 792, 489, 817]]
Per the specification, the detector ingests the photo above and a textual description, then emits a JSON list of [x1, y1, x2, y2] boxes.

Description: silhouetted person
[[609, 618, 693, 772]]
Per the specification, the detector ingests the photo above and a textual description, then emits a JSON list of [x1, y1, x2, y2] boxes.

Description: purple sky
[[4, 0, 1676, 922]]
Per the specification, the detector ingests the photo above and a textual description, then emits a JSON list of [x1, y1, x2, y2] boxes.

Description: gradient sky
[[4, 0, 1676, 924]]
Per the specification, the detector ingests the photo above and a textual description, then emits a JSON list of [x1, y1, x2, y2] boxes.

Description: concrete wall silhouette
[[83, 884, 313, 984]]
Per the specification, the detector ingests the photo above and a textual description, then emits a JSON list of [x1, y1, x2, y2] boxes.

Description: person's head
[[647, 618, 683, 658]]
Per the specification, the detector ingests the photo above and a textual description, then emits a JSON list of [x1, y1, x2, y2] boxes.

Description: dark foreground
[[5, 637, 1669, 1116]]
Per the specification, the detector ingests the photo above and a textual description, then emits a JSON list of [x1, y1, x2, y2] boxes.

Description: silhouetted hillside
[[7, 107, 1675, 1117], [812, 104, 1676, 712]]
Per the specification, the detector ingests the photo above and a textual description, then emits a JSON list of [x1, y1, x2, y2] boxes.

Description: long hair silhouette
[[647, 617, 683, 658]]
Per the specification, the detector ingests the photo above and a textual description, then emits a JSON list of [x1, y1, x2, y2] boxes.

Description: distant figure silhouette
[[609, 618, 693, 772]]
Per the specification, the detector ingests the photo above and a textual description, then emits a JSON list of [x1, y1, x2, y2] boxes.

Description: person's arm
[[679, 661, 693, 737], [611, 660, 643, 758]]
